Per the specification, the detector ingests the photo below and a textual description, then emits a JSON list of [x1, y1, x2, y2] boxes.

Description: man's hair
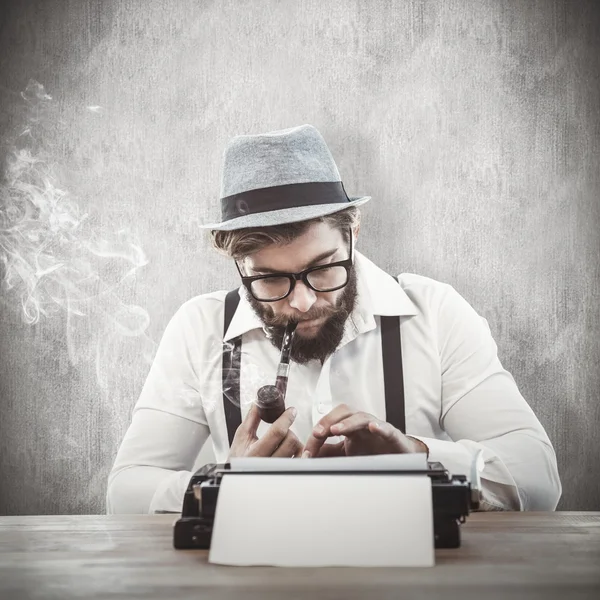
[[210, 206, 361, 260]]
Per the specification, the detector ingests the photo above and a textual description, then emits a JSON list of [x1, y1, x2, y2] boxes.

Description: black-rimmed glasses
[[235, 232, 354, 302]]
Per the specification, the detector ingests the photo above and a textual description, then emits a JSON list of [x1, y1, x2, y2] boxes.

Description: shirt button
[[318, 403, 327, 414]]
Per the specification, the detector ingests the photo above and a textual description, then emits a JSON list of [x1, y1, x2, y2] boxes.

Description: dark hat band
[[220, 181, 350, 222]]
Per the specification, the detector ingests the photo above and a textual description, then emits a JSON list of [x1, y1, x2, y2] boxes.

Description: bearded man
[[106, 124, 561, 515]]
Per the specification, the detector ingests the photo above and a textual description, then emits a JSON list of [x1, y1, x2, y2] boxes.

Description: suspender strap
[[223, 289, 242, 447], [380, 314, 406, 433]]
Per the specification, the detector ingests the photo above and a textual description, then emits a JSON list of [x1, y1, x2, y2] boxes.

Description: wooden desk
[[0, 512, 598, 599]]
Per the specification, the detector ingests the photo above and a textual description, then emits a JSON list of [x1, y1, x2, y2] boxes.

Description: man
[[106, 124, 562, 515]]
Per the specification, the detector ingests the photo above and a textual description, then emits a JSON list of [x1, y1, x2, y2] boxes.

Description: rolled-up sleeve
[[106, 302, 211, 514], [412, 284, 562, 511]]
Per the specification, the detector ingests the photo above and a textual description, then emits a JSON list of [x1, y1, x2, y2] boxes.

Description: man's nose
[[287, 280, 317, 313]]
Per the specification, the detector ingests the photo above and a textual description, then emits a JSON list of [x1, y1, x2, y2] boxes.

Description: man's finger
[[315, 440, 345, 458], [311, 404, 354, 435], [368, 420, 396, 438], [329, 412, 375, 436], [304, 404, 354, 457], [240, 401, 262, 438], [272, 430, 304, 458], [368, 421, 410, 451], [303, 432, 327, 459], [251, 406, 297, 456]]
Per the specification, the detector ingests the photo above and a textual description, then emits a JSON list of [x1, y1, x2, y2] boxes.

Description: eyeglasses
[[235, 232, 354, 302]]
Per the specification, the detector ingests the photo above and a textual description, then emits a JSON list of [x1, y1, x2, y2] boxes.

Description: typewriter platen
[[173, 459, 482, 550]]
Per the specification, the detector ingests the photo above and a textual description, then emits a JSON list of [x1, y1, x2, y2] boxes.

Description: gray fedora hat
[[199, 124, 371, 231]]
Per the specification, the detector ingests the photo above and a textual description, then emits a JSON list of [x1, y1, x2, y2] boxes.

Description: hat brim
[[199, 196, 371, 231]]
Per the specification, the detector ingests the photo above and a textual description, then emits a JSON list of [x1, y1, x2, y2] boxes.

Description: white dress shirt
[[106, 250, 562, 514]]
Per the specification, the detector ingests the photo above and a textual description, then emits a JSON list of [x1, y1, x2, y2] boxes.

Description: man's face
[[241, 222, 358, 365]]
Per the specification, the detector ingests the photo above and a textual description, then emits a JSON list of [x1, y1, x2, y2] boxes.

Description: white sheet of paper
[[208, 473, 434, 567], [228, 452, 428, 472]]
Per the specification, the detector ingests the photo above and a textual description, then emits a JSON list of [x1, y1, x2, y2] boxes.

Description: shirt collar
[[223, 250, 418, 342], [353, 250, 418, 317]]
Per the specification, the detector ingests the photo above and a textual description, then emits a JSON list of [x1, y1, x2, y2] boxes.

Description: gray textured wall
[[0, 0, 598, 515]]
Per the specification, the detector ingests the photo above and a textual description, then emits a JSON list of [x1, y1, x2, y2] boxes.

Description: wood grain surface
[[0, 512, 599, 599]]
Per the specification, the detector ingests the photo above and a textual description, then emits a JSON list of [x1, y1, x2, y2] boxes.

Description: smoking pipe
[[256, 321, 297, 423]]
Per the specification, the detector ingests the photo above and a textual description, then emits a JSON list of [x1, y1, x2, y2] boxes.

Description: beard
[[246, 266, 358, 365]]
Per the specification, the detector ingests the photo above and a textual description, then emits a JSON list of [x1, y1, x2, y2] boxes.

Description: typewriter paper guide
[[208, 463, 434, 567], [228, 452, 428, 472]]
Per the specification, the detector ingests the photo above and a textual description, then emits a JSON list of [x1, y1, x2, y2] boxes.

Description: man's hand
[[227, 402, 304, 459], [302, 404, 428, 458]]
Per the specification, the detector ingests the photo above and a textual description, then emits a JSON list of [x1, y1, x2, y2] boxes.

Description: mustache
[[264, 305, 344, 328]]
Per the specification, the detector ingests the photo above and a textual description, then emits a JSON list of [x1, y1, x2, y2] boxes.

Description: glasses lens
[[250, 276, 291, 301], [306, 266, 348, 291]]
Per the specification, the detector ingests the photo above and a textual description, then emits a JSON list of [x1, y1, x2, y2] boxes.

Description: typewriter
[[173, 457, 482, 550]]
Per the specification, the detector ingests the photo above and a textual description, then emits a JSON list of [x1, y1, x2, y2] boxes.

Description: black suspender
[[223, 290, 242, 447], [380, 314, 406, 433], [222, 287, 406, 447]]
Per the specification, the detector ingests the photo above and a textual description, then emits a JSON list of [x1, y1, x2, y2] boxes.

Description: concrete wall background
[[0, 0, 598, 514]]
